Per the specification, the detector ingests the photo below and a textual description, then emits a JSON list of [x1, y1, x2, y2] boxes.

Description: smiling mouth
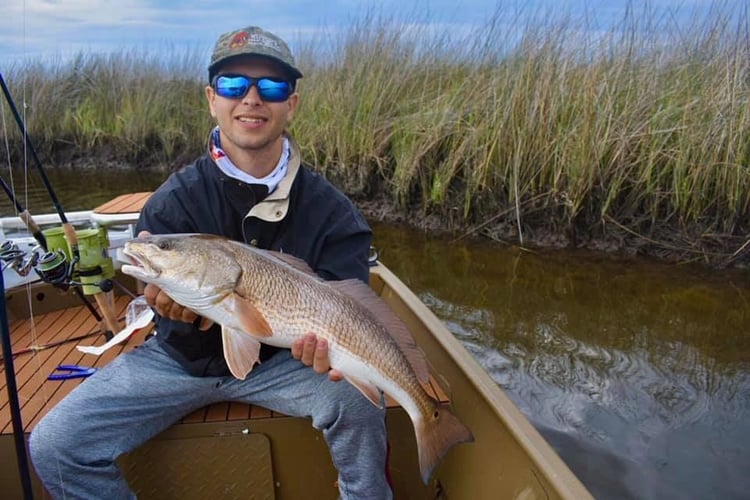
[[237, 116, 266, 124]]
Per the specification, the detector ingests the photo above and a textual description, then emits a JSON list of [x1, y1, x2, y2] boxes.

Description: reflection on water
[[372, 221, 750, 500]]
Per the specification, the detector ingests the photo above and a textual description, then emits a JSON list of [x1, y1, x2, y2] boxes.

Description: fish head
[[120, 234, 242, 307]]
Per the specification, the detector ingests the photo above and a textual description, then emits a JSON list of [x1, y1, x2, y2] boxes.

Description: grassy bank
[[1, 7, 748, 266]]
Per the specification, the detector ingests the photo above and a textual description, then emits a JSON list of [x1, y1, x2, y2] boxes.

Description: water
[[0, 166, 168, 217], [2, 168, 748, 499], [371, 222, 750, 500]]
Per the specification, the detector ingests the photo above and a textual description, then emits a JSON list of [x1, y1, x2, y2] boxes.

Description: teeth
[[238, 117, 263, 123]]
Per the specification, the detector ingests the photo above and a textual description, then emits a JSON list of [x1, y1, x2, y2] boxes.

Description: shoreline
[[356, 196, 750, 270], [3, 158, 748, 270]]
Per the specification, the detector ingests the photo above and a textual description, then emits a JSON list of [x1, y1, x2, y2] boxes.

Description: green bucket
[[76, 228, 104, 270], [76, 228, 111, 295], [42, 226, 71, 260]]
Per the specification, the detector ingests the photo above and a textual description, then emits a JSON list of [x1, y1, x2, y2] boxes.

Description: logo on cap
[[229, 31, 282, 51]]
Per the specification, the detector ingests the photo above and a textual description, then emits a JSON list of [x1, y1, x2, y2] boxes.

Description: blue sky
[[0, 0, 739, 68]]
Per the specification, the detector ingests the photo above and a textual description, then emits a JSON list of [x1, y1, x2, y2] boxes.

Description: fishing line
[[4, 5, 139, 495], [0, 30, 33, 500], [1, 7, 75, 496]]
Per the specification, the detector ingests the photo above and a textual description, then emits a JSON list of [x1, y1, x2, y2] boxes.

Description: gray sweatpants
[[29, 336, 391, 499]]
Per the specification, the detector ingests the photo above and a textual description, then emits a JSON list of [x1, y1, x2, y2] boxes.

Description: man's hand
[[142, 282, 202, 324], [291, 333, 343, 382]]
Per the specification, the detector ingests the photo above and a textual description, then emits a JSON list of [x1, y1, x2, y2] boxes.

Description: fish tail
[[415, 404, 474, 484]]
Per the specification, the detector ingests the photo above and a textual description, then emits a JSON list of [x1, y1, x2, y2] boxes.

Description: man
[[29, 26, 392, 499]]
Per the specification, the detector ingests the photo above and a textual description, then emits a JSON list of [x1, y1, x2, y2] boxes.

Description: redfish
[[121, 233, 473, 483]]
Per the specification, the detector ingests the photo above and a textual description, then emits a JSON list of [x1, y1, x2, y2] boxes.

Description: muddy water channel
[[2, 167, 748, 499], [371, 222, 749, 500]]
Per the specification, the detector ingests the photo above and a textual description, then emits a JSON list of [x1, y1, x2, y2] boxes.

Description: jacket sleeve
[[135, 183, 197, 235], [314, 205, 372, 284]]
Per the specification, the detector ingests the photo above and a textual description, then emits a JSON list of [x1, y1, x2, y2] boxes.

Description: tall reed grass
[[1, 6, 748, 263]]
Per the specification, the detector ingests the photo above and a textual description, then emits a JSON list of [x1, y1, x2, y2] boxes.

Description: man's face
[[205, 56, 298, 163]]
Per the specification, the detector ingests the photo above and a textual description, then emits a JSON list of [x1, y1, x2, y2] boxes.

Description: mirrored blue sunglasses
[[212, 74, 293, 102]]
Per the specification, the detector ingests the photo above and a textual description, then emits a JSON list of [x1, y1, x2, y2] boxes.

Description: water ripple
[[419, 290, 750, 500]]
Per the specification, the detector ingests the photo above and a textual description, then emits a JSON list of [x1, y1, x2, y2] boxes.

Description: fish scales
[[228, 241, 435, 415], [226, 240, 416, 377]]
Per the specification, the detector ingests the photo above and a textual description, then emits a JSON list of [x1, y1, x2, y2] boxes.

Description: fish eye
[[158, 240, 171, 250]]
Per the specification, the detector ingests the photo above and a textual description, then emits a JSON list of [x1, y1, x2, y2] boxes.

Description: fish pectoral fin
[[222, 325, 262, 380], [343, 373, 383, 408], [229, 293, 273, 338]]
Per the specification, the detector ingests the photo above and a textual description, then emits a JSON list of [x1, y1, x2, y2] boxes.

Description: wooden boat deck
[[93, 191, 153, 215], [1, 291, 449, 437]]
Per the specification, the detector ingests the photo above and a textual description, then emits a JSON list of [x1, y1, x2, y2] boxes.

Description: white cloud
[[5, 0, 157, 26], [0, 0, 739, 66], [1, 0, 204, 63]]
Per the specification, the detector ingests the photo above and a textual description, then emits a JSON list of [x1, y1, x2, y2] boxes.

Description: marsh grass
[[1, 6, 748, 264]]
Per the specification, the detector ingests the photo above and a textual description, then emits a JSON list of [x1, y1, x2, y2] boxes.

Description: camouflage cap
[[208, 26, 303, 82]]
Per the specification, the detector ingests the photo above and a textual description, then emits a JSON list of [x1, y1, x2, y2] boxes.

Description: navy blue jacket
[[135, 140, 372, 376]]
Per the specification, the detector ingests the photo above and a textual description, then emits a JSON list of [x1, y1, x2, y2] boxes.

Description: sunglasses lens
[[215, 75, 250, 99], [257, 79, 292, 102], [214, 75, 291, 102]]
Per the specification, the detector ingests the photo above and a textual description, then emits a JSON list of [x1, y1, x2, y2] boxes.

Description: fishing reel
[[34, 246, 114, 293], [34, 248, 74, 287], [0, 240, 39, 277], [1, 225, 115, 294], [1, 239, 71, 286], [37, 230, 114, 294]]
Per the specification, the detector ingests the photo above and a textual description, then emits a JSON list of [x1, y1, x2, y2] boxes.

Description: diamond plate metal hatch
[[119, 432, 274, 499]]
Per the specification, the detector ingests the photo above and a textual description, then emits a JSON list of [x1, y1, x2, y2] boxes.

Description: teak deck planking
[[93, 192, 153, 215]]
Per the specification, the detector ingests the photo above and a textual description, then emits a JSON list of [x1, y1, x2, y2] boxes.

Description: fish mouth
[[119, 245, 160, 279]]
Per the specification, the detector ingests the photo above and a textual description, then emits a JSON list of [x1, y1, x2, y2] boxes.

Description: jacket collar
[[245, 136, 300, 222]]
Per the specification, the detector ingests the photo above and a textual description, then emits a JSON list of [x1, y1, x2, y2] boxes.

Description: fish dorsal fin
[[225, 240, 322, 280], [331, 279, 430, 384], [266, 251, 321, 278], [344, 372, 383, 408], [222, 325, 262, 380], [227, 293, 273, 338]]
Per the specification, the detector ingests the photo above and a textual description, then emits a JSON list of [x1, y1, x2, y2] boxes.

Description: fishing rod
[[0, 271, 34, 500], [0, 72, 110, 500], [0, 327, 104, 362], [0, 72, 121, 335]]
